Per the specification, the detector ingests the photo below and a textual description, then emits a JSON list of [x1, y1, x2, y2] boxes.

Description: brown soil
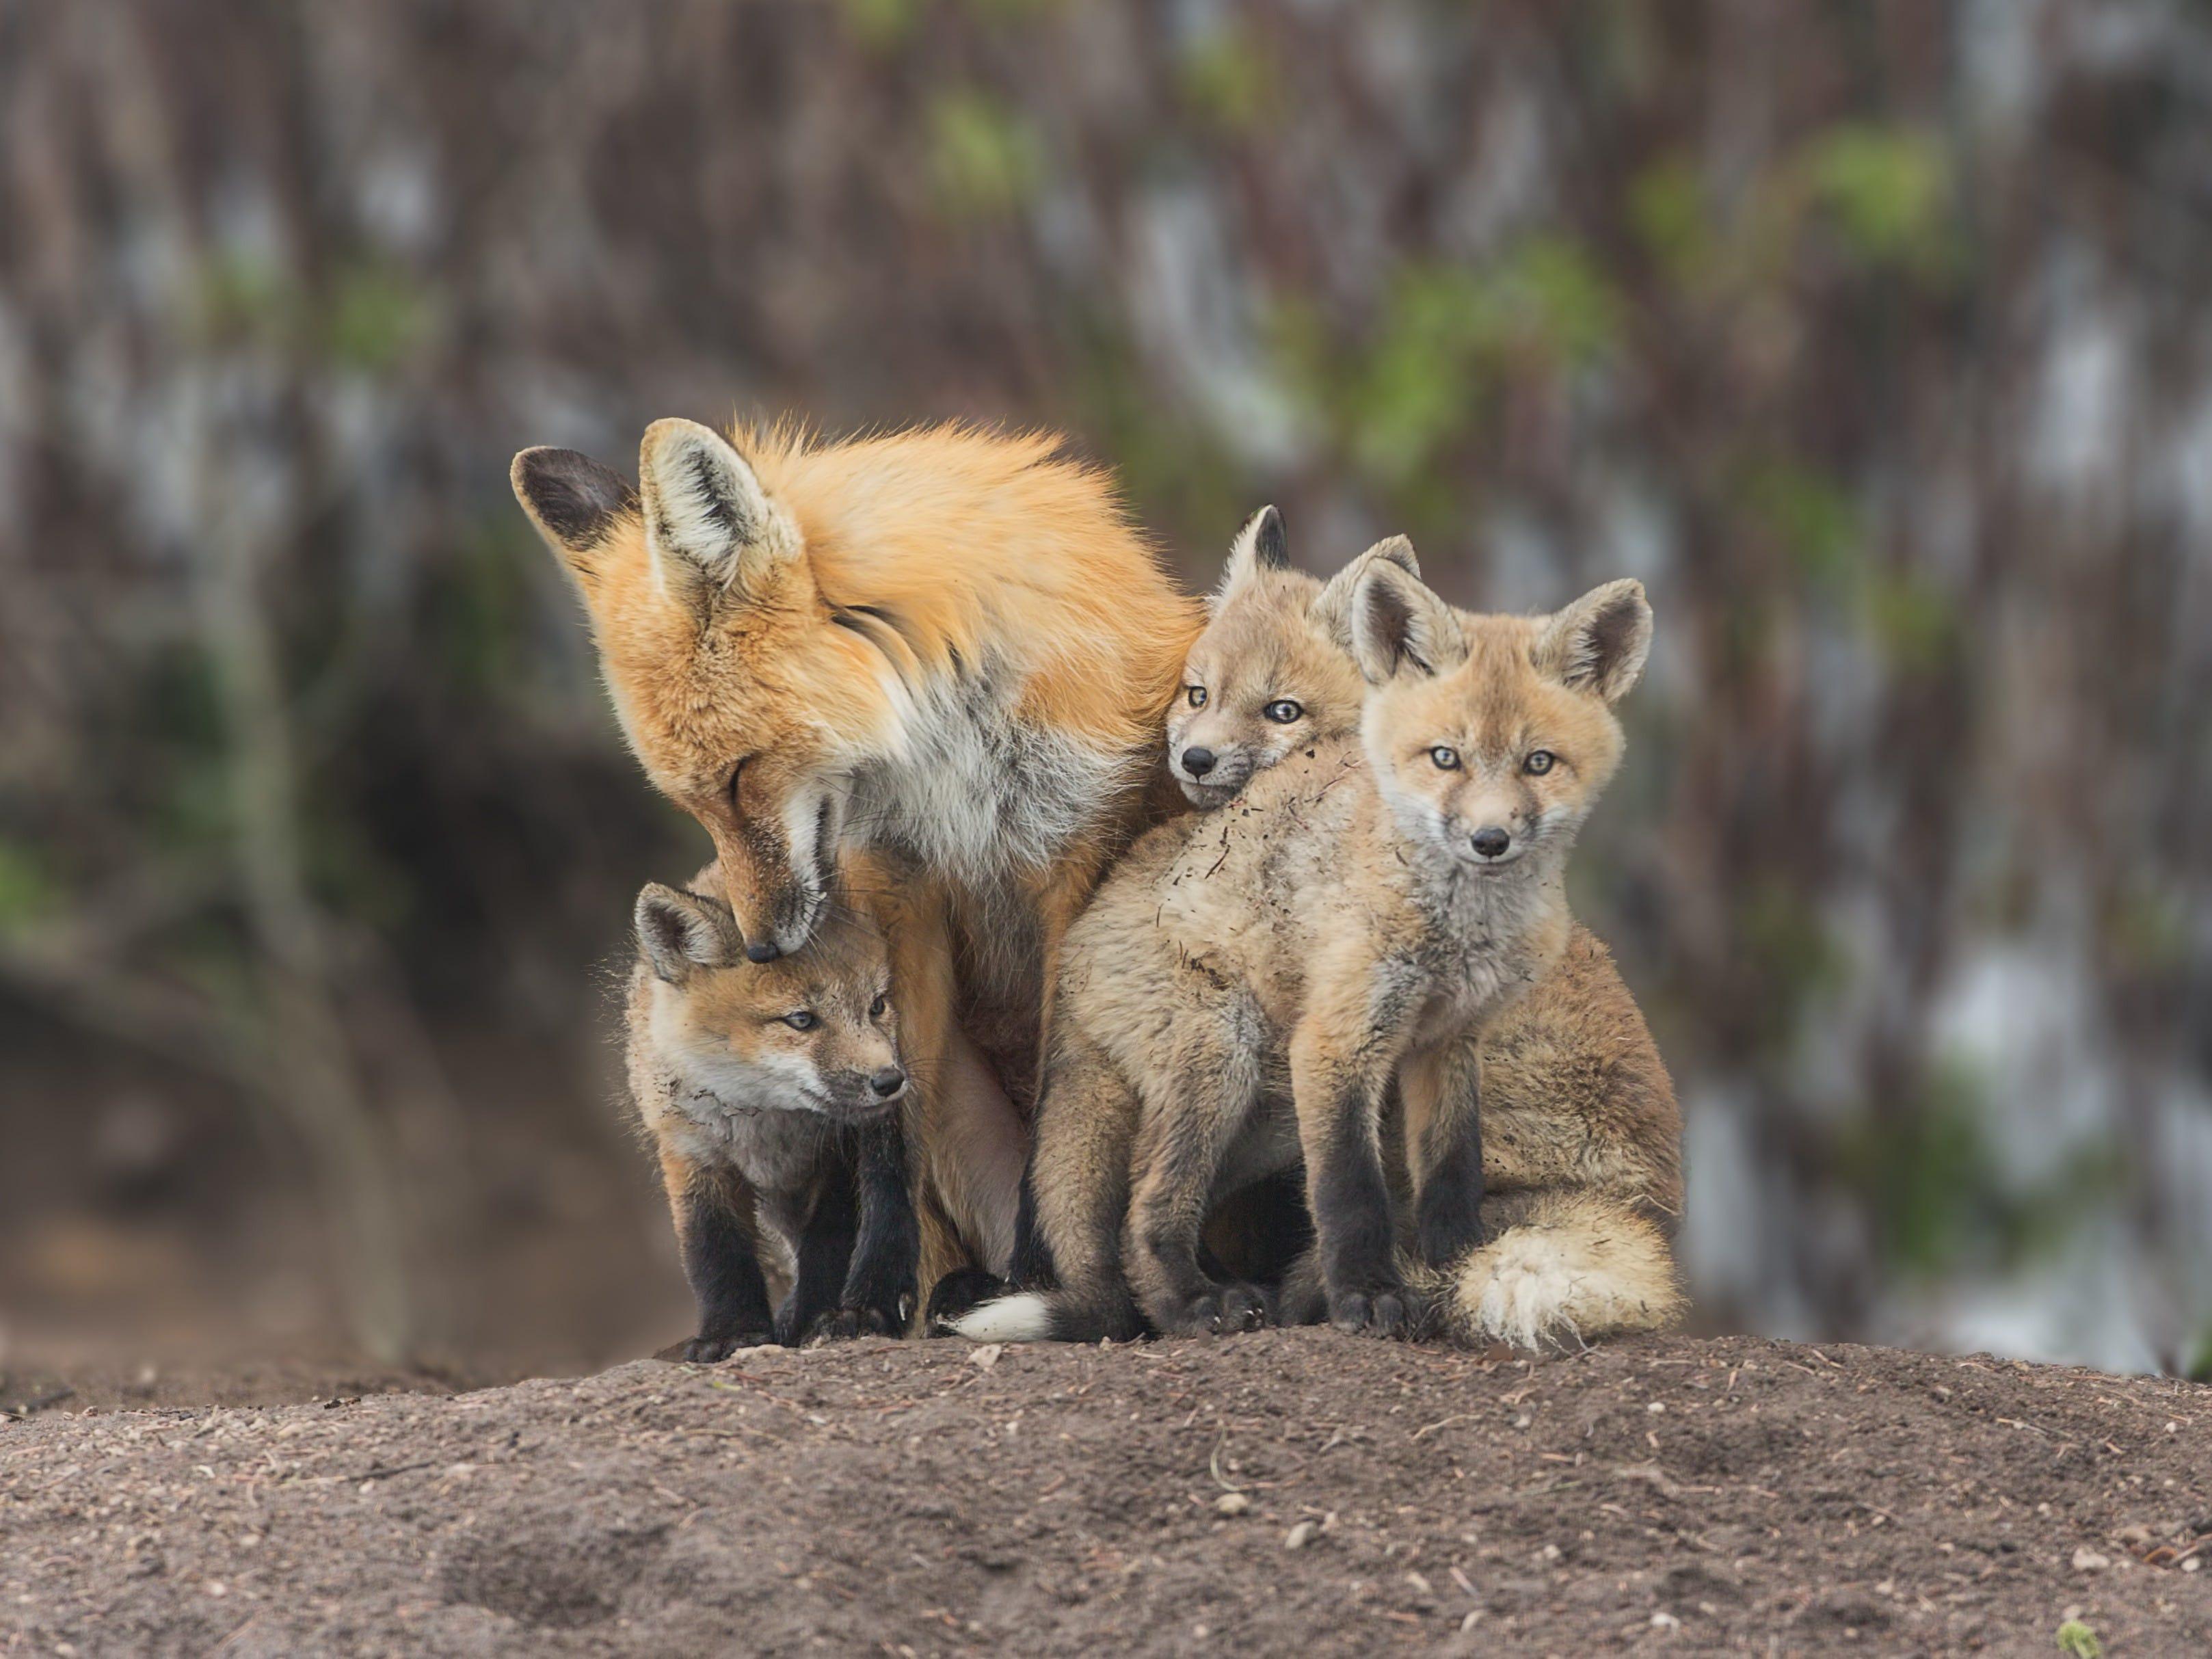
[[3, 1332, 2207, 1656]]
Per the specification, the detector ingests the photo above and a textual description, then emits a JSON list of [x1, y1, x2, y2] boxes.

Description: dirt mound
[[3, 1333, 2207, 1654]]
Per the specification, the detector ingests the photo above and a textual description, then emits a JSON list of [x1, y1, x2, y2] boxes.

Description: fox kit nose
[[744, 940, 782, 964], [1471, 826, 1512, 860], [869, 1066, 906, 1100], [1182, 747, 1216, 778]]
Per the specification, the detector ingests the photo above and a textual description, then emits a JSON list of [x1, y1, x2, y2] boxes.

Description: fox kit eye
[[1429, 746, 1461, 771], [1186, 685, 1208, 709], [869, 993, 889, 1018], [782, 1011, 818, 1031], [1523, 749, 1556, 775], [1262, 698, 1304, 725]]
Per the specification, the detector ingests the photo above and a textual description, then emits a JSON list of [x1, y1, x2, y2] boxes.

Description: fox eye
[[1523, 750, 1556, 775], [727, 755, 753, 806], [1186, 685, 1208, 709], [869, 993, 889, 1018], [1262, 699, 1304, 725], [1429, 746, 1461, 771], [782, 1011, 818, 1031]]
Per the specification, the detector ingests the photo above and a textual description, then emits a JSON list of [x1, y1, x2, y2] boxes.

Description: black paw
[[803, 1302, 904, 1343], [1328, 1286, 1410, 1338], [680, 1327, 775, 1363], [924, 1269, 1007, 1334], [1161, 1282, 1273, 1337]]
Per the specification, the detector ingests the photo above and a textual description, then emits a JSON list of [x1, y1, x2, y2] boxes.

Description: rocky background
[[1, 0, 2207, 1377]]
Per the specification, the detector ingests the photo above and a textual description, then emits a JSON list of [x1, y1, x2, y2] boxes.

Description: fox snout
[[826, 1062, 907, 1118], [706, 802, 839, 960], [1172, 741, 1252, 801]]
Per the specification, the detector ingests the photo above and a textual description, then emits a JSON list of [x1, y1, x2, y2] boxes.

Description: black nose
[[870, 1066, 906, 1099], [1471, 827, 1511, 859], [744, 940, 781, 964], [1182, 747, 1216, 778]]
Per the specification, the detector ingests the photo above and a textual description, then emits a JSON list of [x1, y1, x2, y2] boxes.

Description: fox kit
[[1165, 511, 1683, 1344], [515, 423, 1202, 1114], [629, 860, 1023, 1356], [965, 557, 1669, 1342], [1164, 506, 1413, 807]]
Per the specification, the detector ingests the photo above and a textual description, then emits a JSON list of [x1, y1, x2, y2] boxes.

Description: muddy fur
[[968, 536, 1681, 1350]]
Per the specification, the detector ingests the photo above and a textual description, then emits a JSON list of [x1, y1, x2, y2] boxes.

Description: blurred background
[[3, 0, 2207, 1387]]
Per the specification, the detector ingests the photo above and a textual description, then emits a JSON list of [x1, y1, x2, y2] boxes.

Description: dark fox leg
[[1402, 1038, 1486, 1270], [664, 1153, 776, 1362], [778, 1160, 858, 1344], [1291, 1010, 1413, 1337], [822, 1114, 920, 1338], [1123, 1020, 1270, 1337]]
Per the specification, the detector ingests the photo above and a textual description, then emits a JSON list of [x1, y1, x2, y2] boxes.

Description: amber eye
[[1429, 746, 1461, 771], [1523, 750, 1556, 775], [782, 1011, 818, 1031], [869, 993, 889, 1018], [1262, 699, 1304, 725], [1186, 685, 1208, 709]]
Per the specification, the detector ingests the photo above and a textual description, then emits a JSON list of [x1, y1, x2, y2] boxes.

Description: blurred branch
[[191, 490, 414, 1365]]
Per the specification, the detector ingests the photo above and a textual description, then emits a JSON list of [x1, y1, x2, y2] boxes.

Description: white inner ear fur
[[1351, 562, 1465, 685], [1314, 536, 1420, 650], [1541, 579, 1653, 704], [638, 419, 801, 602]]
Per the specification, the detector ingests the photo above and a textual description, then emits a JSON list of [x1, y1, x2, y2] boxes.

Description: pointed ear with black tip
[[1314, 535, 1420, 653], [511, 447, 639, 589], [1534, 579, 1653, 704], [1214, 505, 1289, 605], [1350, 560, 1467, 686], [637, 419, 802, 609], [636, 884, 739, 984]]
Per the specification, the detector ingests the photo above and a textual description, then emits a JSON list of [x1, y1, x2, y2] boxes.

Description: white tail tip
[[948, 1292, 1055, 1344]]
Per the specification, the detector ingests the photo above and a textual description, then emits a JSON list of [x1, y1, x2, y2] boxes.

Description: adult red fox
[[513, 422, 1203, 1104]]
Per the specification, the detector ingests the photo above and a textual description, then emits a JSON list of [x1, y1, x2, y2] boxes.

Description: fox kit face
[[635, 879, 908, 1123], [1351, 563, 1652, 875], [1169, 508, 1420, 808], [515, 427, 887, 961]]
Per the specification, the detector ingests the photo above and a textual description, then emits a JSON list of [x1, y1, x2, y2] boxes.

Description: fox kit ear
[[636, 883, 739, 984], [1536, 579, 1653, 704], [1314, 535, 1420, 652], [1351, 559, 1465, 685], [1214, 505, 1289, 605], [637, 419, 801, 607], [510, 447, 639, 589]]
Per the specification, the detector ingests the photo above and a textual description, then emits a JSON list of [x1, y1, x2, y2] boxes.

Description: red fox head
[[513, 423, 891, 961], [635, 871, 907, 1122], [1350, 563, 1651, 874], [1169, 507, 1419, 807]]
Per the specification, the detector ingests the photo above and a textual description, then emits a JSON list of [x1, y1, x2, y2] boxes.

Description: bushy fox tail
[[1413, 1193, 1685, 1349], [947, 1285, 1143, 1344]]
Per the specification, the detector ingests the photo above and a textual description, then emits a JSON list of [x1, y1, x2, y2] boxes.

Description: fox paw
[[1161, 1282, 1272, 1337], [1328, 1287, 1410, 1338], [804, 1296, 911, 1344], [682, 1327, 775, 1363]]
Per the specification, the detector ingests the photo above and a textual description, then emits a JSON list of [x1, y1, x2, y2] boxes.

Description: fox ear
[[511, 448, 639, 589], [1215, 505, 1289, 605], [1314, 535, 1420, 653], [1535, 579, 1652, 704], [1351, 559, 1465, 685], [637, 419, 801, 607], [636, 883, 738, 984]]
